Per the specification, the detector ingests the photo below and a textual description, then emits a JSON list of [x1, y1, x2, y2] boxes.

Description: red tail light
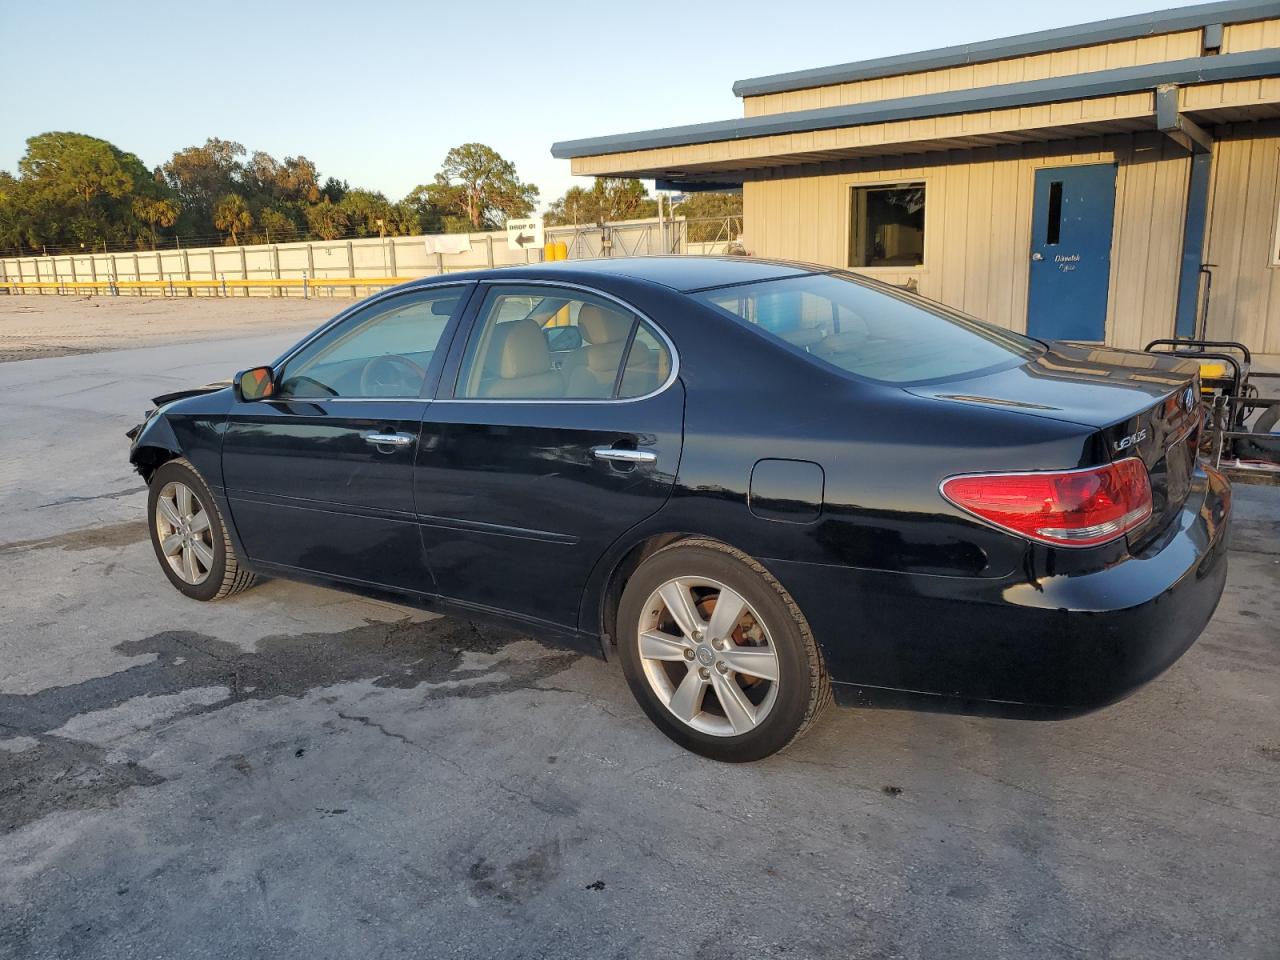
[[941, 458, 1153, 547]]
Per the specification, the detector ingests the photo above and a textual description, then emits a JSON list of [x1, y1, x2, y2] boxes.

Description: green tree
[[213, 193, 252, 245], [304, 197, 349, 241], [338, 188, 394, 237], [15, 132, 150, 248], [132, 195, 179, 249], [163, 138, 245, 235], [401, 184, 444, 233], [419, 143, 538, 231], [674, 192, 743, 242], [251, 205, 301, 244], [544, 178, 657, 226]]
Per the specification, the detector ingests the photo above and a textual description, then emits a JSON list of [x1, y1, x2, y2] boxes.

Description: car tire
[[147, 458, 257, 602], [617, 538, 831, 762]]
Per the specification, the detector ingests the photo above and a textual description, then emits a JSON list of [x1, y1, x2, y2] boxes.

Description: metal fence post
[[271, 244, 281, 298], [303, 271, 309, 299], [239, 246, 248, 297], [306, 243, 315, 291], [486, 235, 494, 268], [388, 237, 398, 277], [132, 253, 141, 296], [436, 252, 444, 276], [181, 248, 192, 297]]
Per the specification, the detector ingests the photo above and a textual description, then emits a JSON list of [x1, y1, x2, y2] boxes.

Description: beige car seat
[[479, 319, 564, 398], [567, 304, 647, 398]]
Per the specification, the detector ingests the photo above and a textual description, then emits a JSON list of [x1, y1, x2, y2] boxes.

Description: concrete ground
[[0, 298, 1277, 960]]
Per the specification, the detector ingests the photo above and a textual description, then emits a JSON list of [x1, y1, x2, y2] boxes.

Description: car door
[[221, 283, 473, 591], [415, 281, 685, 630]]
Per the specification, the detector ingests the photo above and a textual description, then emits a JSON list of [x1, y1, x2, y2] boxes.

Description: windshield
[[694, 272, 1042, 385]]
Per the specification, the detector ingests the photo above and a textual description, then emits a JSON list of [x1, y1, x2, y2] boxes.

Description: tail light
[[941, 458, 1153, 547]]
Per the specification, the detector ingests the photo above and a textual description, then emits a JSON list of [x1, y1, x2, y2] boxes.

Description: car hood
[[906, 342, 1199, 429], [150, 381, 232, 407]]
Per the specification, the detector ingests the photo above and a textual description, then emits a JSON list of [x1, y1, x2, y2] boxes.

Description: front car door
[[221, 283, 473, 591], [415, 282, 685, 633]]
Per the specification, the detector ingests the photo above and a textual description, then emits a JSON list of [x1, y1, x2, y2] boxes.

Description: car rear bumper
[[766, 466, 1232, 719]]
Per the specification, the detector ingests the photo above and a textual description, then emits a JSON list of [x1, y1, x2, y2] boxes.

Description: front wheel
[[147, 458, 257, 602], [617, 539, 831, 762]]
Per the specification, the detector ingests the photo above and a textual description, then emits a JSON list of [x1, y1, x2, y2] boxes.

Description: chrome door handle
[[1031, 252, 1044, 261], [363, 432, 414, 448], [592, 445, 657, 464]]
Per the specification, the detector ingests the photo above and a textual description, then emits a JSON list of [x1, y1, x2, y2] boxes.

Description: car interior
[[276, 294, 461, 399], [461, 293, 669, 400]]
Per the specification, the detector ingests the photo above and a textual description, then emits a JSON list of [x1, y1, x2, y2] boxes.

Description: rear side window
[[455, 285, 672, 400], [694, 273, 1041, 385]]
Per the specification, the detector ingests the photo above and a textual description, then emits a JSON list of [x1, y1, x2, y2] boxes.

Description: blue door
[[1027, 163, 1116, 341]]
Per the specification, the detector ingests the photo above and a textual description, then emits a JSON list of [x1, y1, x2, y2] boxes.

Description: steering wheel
[[359, 354, 426, 397]]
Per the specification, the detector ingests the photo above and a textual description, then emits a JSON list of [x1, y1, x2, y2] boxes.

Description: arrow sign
[[506, 218, 544, 252]]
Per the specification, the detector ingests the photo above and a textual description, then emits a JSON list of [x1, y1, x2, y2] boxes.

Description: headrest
[[499, 319, 552, 379], [578, 304, 632, 345]]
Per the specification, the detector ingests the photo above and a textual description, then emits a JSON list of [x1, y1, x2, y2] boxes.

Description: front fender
[[128, 413, 183, 480]]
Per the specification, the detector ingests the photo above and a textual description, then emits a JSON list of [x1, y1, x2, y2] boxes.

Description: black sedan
[[128, 257, 1230, 762]]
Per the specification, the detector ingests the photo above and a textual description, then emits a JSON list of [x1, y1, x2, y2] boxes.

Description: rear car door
[[221, 284, 473, 591], [415, 281, 685, 630]]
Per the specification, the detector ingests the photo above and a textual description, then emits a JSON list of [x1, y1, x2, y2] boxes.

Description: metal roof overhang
[[731, 0, 1280, 97], [551, 51, 1280, 186]]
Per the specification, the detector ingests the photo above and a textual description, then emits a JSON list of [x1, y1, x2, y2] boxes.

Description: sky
[[0, 0, 1200, 211]]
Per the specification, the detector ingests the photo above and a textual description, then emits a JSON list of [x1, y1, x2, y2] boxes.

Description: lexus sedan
[[128, 257, 1230, 762]]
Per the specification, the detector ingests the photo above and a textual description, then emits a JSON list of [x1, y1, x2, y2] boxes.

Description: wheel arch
[[131, 441, 181, 484], [585, 529, 796, 660]]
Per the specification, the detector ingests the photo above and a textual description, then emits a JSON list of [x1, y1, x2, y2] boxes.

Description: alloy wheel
[[154, 480, 214, 586], [636, 576, 780, 736]]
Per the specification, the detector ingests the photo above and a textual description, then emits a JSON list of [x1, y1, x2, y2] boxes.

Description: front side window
[[849, 183, 926, 268], [277, 288, 464, 398], [455, 285, 672, 400], [695, 273, 1041, 385]]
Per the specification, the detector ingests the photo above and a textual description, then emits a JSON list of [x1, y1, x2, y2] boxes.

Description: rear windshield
[[694, 272, 1042, 385]]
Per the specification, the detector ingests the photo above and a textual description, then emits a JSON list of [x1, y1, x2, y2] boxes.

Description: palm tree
[[213, 193, 252, 245], [132, 196, 179, 250]]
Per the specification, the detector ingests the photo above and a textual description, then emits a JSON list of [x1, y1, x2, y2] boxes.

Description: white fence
[[0, 216, 744, 298]]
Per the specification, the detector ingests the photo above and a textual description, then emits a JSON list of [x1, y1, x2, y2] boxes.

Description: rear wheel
[[617, 539, 830, 762], [147, 458, 256, 601]]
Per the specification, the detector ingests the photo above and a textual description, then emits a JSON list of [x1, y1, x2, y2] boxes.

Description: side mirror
[[546, 326, 583, 352], [234, 366, 277, 402]]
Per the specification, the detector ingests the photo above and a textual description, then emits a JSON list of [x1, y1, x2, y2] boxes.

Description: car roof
[[410, 256, 824, 293]]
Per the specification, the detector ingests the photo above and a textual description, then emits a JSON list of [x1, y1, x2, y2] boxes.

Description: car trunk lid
[[909, 342, 1202, 544]]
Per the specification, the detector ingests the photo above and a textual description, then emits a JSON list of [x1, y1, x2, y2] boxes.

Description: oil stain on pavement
[[0, 617, 576, 834]]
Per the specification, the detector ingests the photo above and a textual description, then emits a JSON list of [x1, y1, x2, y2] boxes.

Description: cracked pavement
[[0, 305, 1278, 959]]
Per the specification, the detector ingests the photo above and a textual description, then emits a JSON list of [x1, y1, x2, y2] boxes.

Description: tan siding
[[1222, 17, 1280, 54], [742, 135, 1191, 349], [1203, 124, 1280, 352], [742, 30, 1204, 117]]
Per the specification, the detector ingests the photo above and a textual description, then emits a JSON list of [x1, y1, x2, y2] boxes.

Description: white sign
[[506, 218, 544, 252]]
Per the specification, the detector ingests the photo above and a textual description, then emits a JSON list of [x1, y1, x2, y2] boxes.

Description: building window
[[848, 183, 926, 268]]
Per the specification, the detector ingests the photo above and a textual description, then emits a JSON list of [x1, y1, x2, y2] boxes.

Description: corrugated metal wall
[[742, 133, 1192, 350], [1202, 120, 1280, 353]]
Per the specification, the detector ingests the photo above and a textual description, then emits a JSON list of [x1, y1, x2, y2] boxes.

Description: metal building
[[552, 0, 1280, 353]]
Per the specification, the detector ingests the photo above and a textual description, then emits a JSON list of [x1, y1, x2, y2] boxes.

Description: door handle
[[1031, 252, 1044, 261], [591, 445, 657, 465], [363, 431, 414, 449]]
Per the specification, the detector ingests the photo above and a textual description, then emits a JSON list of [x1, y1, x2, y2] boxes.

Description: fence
[[0, 216, 744, 298]]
